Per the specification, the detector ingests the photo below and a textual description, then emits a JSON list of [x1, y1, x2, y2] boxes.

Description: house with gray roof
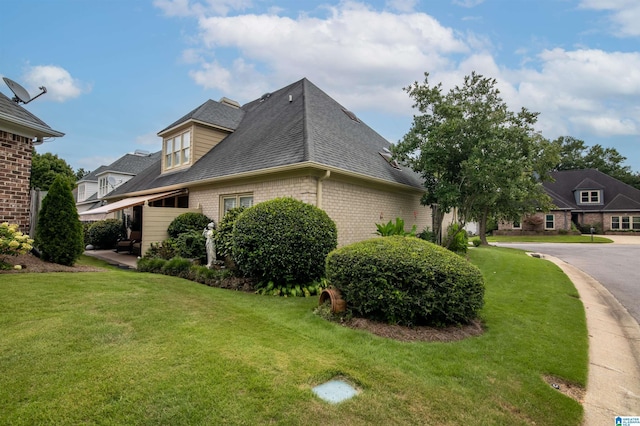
[[77, 151, 161, 217], [85, 78, 433, 254], [0, 90, 63, 233], [498, 169, 640, 234]]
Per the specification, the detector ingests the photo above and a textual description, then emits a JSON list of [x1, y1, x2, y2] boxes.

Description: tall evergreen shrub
[[35, 175, 84, 266]]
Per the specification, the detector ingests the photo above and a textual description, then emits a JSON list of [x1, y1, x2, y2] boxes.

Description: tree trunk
[[478, 208, 489, 245], [431, 204, 445, 245]]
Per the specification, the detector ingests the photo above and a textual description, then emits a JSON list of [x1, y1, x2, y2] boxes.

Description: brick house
[[84, 78, 434, 254], [497, 169, 640, 234], [0, 92, 63, 233]]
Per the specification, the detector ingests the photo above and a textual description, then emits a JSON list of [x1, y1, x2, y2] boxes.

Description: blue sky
[[2, 0, 639, 173]]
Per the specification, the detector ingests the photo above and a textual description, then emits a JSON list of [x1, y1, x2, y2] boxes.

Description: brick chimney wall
[[0, 131, 34, 232]]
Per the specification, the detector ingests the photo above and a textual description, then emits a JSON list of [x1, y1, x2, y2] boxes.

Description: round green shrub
[[173, 230, 207, 264], [326, 236, 485, 326], [214, 206, 245, 260], [167, 212, 213, 239], [87, 219, 123, 249], [232, 197, 337, 285]]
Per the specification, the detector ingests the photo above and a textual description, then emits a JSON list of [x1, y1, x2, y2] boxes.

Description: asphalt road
[[494, 242, 640, 325]]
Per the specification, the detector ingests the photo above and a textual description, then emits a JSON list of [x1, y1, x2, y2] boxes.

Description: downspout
[[317, 170, 330, 209]]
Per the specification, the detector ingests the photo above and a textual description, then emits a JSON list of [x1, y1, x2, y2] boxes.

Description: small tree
[[394, 72, 559, 245], [35, 175, 84, 266], [30, 150, 76, 191]]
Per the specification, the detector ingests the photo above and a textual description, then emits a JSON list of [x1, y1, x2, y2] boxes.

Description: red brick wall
[[0, 131, 33, 232]]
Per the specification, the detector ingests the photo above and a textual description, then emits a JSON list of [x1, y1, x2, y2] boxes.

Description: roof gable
[[108, 78, 424, 197], [544, 169, 640, 211], [573, 178, 605, 190], [97, 151, 161, 176], [158, 99, 245, 134]]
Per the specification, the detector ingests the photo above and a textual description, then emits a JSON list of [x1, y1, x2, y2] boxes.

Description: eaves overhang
[[157, 119, 235, 137], [107, 161, 425, 200], [0, 112, 64, 139]]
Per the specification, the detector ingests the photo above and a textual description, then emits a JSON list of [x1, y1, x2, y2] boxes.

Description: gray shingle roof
[[544, 169, 640, 212], [0, 92, 64, 138], [158, 99, 245, 134], [78, 165, 109, 183], [97, 151, 161, 176], [108, 78, 424, 197]]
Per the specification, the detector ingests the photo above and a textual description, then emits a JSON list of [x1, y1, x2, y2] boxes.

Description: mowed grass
[[0, 248, 587, 425]]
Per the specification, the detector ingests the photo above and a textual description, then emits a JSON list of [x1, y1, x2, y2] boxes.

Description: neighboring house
[[0, 91, 64, 234], [86, 78, 434, 255], [75, 165, 108, 214], [77, 150, 160, 219], [498, 169, 640, 234]]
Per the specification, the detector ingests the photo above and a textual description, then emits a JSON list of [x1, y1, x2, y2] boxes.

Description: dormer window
[[579, 190, 600, 204], [164, 131, 191, 169]]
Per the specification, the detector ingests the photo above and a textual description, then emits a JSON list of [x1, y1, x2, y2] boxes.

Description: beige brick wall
[[188, 173, 430, 247], [322, 179, 430, 246], [0, 131, 33, 232]]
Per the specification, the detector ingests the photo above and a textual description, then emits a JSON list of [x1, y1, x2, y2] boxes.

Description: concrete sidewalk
[[537, 254, 640, 425], [84, 249, 138, 269]]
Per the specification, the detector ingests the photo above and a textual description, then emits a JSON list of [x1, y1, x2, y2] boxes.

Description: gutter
[[317, 170, 330, 209]]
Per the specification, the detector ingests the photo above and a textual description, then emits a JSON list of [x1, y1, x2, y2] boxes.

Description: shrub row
[[137, 256, 236, 287]]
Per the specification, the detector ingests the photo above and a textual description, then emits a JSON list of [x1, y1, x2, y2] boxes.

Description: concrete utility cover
[[312, 379, 359, 404]]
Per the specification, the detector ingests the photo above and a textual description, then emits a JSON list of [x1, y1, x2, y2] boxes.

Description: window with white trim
[[545, 214, 555, 230], [579, 190, 600, 204], [611, 216, 640, 230], [164, 131, 191, 169], [98, 177, 108, 198], [221, 194, 253, 216], [78, 184, 85, 201]]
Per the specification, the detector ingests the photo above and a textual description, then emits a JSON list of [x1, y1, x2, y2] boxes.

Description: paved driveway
[[494, 235, 640, 325]]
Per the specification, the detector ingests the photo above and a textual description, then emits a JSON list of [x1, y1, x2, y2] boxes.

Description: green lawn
[[488, 234, 612, 243], [0, 248, 588, 425]]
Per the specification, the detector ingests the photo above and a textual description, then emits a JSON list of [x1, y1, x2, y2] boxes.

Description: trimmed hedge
[[326, 236, 485, 326], [167, 212, 212, 239], [232, 197, 337, 286], [87, 219, 123, 249]]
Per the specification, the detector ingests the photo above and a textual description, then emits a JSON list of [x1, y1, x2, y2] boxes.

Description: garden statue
[[203, 221, 217, 268]]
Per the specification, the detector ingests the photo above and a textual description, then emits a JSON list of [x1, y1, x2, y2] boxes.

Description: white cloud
[[23, 65, 89, 102], [187, 2, 469, 112], [579, 0, 640, 37]]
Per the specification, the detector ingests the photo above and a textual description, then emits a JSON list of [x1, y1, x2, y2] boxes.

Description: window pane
[[612, 217, 620, 229], [223, 198, 236, 214], [622, 217, 630, 229], [545, 214, 554, 229], [174, 152, 180, 165], [239, 196, 253, 208], [591, 191, 599, 202], [182, 147, 190, 164], [633, 217, 640, 230], [183, 131, 190, 148]]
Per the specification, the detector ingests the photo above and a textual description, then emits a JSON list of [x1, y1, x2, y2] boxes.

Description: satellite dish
[[2, 77, 47, 104], [107, 177, 117, 186]]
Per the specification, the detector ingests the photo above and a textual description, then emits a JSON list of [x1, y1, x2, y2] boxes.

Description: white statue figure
[[203, 221, 217, 268]]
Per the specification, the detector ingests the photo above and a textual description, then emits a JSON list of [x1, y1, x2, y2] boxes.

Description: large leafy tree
[[30, 150, 76, 191], [553, 136, 640, 189], [394, 72, 559, 245]]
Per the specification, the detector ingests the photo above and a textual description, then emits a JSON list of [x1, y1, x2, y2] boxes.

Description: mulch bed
[[0, 253, 105, 273]]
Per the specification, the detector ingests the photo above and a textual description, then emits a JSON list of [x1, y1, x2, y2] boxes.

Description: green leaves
[[374, 217, 417, 237]]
